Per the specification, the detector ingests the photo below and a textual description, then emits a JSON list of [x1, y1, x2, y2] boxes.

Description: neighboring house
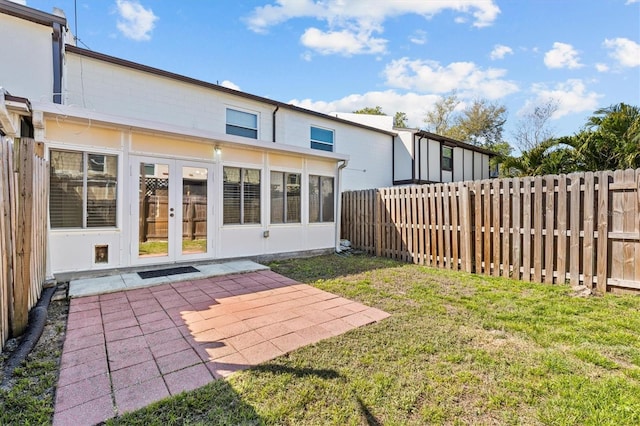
[[0, 1, 493, 277], [334, 113, 495, 185]]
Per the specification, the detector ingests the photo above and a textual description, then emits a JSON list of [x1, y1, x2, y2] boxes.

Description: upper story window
[[226, 108, 258, 139], [310, 126, 334, 152], [49, 150, 118, 229], [442, 146, 453, 172]]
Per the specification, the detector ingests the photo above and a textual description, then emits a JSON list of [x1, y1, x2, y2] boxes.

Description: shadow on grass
[[357, 396, 383, 426], [251, 363, 342, 379], [268, 253, 402, 283]]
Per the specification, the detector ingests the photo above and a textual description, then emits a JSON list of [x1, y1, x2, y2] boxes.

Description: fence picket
[[341, 167, 640, 295]]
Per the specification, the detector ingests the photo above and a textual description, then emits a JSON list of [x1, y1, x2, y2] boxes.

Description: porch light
[[214, 145, 222, 162]]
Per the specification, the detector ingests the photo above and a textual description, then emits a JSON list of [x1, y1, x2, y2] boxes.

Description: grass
[[107, 254, 640, 425], [138, 239, 207, 255]]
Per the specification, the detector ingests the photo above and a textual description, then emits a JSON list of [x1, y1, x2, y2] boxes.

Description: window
[[226, 108, 258, 139], [310, 126, 334, 152], [309, 175, 334, 223], [442, 146, 453, 172], [270, 171, 301, 224], [49, 150, 118, 228], [223, 167, 261, 224]]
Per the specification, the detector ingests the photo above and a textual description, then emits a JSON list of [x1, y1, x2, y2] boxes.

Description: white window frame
[[308, 174, 335, 223], [226, 107, 259, 139], [222, 165, 262, 225], [310, 126, 334, 152], [49, 148, 119, 229]]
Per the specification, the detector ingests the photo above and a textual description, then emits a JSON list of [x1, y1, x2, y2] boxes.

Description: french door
[[131, 156, 213, 264]]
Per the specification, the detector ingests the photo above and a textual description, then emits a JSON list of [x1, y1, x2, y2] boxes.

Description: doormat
[[138, 266, 199, 279]]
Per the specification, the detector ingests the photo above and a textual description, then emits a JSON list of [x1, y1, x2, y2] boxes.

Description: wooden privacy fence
[[1, 137, 49, 351], [341, 168, 640, 294]]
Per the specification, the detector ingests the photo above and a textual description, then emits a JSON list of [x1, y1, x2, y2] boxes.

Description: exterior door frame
[[130, 155, 213, 266]]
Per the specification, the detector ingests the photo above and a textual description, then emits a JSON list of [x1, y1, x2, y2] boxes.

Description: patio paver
[[53, 268, 390, 426]]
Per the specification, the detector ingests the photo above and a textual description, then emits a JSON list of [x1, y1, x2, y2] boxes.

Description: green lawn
[[109, 254, 640, 425]]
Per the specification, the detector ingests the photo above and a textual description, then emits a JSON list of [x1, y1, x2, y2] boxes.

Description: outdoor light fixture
[[214, 145, 222, 162]]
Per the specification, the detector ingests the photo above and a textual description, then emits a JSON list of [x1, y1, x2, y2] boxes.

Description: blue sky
[[17, 0, 640, 146]]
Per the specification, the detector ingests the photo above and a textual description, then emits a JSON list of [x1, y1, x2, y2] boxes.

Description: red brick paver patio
[[53, 270, 390, 425]]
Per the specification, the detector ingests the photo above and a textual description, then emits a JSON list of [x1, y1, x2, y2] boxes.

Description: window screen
[[270, 171, 301, 224], [442, 146, 453, 172], [223, 166, 261, 224], [310, 126, 334, 152], [309, 175, 334, 223], [50, 150, 117, 228], [226, 109, 258, 139]]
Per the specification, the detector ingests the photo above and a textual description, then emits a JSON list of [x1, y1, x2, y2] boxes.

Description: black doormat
[[138, 266, 199, 279]]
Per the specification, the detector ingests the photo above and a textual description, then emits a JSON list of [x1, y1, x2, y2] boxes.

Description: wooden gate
[[605, 169, 640, 293]]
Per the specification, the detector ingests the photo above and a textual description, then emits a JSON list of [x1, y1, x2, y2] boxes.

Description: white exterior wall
[[453, 147, 464, 182], [64, 53, 276, 140], [427, 140, 440, 182], [393, 132, 413, 182], [463, 150, 473, 181], [43, 114, 341, 274], [0, 14, 53, 100]]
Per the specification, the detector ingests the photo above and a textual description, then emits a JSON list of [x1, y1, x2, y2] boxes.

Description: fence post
[[596, 171, 610, 295], [459, 182, 473, 273], [12, 138, 34, 337]]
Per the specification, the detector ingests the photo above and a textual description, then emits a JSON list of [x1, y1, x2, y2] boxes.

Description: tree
[[501, 139, 576, 177], [353, 106, 409, 128], [394, 112, 408, 128], [423, 93, 459, 135], [423, 94, 511, 161], [353, 106, 385, 115], [512, 100, 559, 152], [558, 103, 640, 171]]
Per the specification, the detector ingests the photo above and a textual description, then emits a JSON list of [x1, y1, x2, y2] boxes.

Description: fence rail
[[341, 169, 640, 294], [1, 137, 49, 351]]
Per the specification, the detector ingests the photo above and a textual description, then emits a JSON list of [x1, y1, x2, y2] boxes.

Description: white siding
[[463, 149, 474, 181], [0, 14, 53, 100], [473, 152, 483, 180], [428, 140, 440, 182], [393, 134, 413, 182], [453, 147, 464, 182]]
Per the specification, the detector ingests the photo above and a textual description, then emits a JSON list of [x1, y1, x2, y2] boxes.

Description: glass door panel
[[181, 166, 208, 255], [138, 162, 171, 258]]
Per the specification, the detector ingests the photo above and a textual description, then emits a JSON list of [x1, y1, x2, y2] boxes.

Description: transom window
[[310, 126, 334, 152], [49, 150, 118, 228], [270, 171, 301, 224], [226, 108, 258, 139], [442, 146, 453, 172], [309, 175, 334, 223], [223, 166, 261, 224]]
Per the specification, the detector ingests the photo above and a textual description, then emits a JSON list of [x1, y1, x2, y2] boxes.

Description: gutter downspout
[[335, 159, 349, 253], [272, 105, 279, 142]]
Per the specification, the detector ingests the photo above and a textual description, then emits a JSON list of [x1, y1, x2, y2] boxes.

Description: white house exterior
[[335, 112, 494, 185], [0, 1, 492, 278]]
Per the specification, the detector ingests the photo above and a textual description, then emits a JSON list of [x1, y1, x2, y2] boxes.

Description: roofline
[[415, 130, 497, 156], [0, 0, 66, 27], [65, 45, 397, 137], [30, 101, 350, 162]]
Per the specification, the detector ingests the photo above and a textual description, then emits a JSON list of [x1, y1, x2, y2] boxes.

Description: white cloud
[[527, 79, 601, 119], [300, 27, 386, 56], [595, 63, 609, 72], [544, 42, 583, 69], [603, 37, 640, 67], [7, 0, 27, 5], [289, 90, 442, 128], [220, 80, 241, 91], [626, 0, 639, 4], [245, 0, 500, 55], [409, 30, 427, 45], [115, 0, 158, 41], [490, 44, 513, 60], [383, 57, 519, 100]]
